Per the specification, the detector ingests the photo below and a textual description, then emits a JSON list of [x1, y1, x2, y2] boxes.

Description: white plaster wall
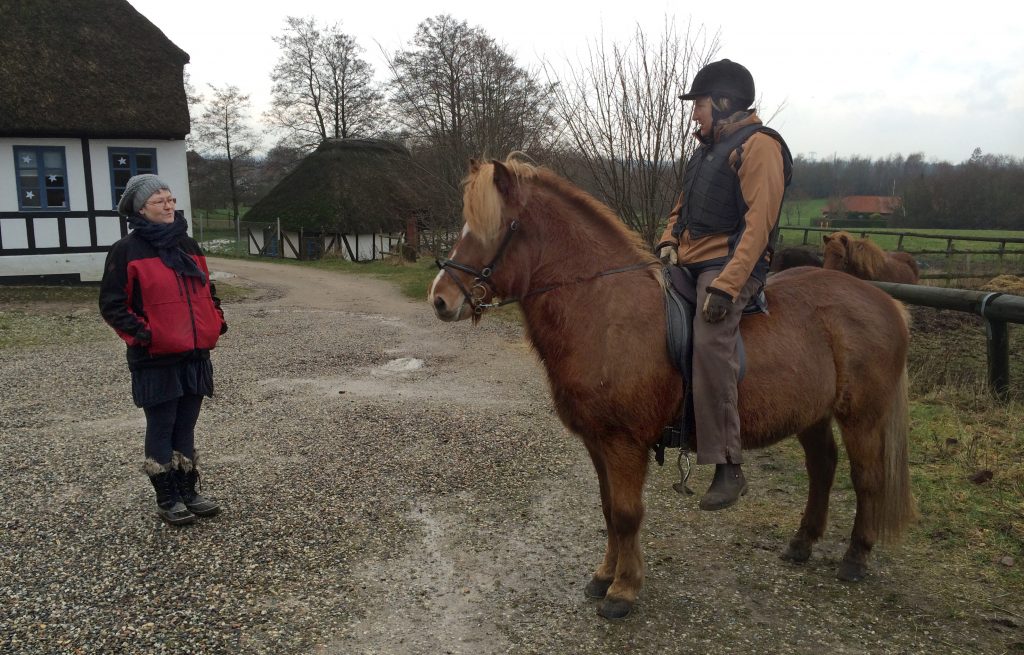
[[0, 138, 191, 281]]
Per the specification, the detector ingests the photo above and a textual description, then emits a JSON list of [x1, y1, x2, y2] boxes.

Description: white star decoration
[[48, 175, 57, 182], [25, 191, 35, 200], [118, 157, 127, 165], [21, 154, 33, 164]]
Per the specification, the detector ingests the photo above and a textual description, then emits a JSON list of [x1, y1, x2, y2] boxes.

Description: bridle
[[435, 220, 521, 316], [435, 219, 654, 316]]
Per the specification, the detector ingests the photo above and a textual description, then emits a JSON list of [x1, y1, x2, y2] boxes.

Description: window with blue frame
[[14, 146, 69, 211], [109, 148, 158, 209]]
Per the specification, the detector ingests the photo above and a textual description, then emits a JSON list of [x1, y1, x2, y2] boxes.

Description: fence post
[[986, 318, 1010, 400]]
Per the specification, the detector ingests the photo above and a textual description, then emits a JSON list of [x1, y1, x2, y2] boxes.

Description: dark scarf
[[128, 211, 206, 280]]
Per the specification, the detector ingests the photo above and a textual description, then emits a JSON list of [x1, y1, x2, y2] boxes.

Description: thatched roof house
[[0, 0, 190, 138], [245, 139, 439, 232], [0, 0, 192, 283]]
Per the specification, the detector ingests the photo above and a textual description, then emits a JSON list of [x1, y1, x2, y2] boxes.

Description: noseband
[[436, 220, 520, 315]]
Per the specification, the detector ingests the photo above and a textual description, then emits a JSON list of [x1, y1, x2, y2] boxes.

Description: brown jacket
[[659, 112, 786, 299]]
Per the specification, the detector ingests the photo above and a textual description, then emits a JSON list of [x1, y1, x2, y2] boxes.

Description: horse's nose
[[433, 295, 447, 313]]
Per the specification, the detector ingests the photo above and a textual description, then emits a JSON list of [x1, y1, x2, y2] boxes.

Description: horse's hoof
[[597, 597, 634, 620], [584, 577, 612, 599], [836, 559, 867, 582], [781, 541, 812, 563]]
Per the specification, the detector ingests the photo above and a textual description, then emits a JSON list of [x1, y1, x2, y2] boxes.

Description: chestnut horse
[[429, 158, 916, 620], [822, 231, 920, 283]]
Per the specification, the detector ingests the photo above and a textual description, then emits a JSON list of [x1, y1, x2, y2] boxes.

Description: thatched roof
[[0, 0, 190, 138], [245, 139, 442, 232]]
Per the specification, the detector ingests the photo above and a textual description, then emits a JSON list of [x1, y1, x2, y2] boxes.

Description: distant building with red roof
[[823, 196, 902, 219]]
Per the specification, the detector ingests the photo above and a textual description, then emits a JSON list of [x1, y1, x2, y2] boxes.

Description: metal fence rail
[[869, 281, 1024, 400]]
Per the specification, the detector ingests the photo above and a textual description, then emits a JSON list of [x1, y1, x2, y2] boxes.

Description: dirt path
[[2, 258, 1019, 654]]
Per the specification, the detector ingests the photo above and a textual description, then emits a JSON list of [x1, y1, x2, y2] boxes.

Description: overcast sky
[[127, 0, 1023, 163]]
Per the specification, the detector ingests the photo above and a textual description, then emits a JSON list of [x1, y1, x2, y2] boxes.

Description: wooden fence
[[780, 226, 1024, 281], [869, 281, 1024, 400]]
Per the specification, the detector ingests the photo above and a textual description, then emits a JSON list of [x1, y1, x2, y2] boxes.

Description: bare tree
[[267, 16, 387, 149], [546, 18, 719, 247], [386, 14, 556, 194], [193, 84, 259, 223], [183, 70, 204, 152]]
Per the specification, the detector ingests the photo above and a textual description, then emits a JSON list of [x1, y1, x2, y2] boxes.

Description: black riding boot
[[145, 461, 196, 526], [699, 463, 748, 511], [173, 452, 221, 517]]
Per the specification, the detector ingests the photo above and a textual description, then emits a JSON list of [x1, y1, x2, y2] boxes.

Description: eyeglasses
[[146, 197, 177, 207]]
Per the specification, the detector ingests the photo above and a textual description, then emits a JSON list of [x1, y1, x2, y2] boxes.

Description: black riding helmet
[[680, 59, 755, 109]]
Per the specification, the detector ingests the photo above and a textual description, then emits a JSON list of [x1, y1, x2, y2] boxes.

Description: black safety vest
[[673, 123, 793, 243]]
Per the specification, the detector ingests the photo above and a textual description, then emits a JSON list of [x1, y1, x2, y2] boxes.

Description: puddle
[[378, 357, 424, 373]]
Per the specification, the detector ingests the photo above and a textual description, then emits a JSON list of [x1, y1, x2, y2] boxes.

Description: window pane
[[45, 172, 64, 187], [42, 151, 64, 169], [16, 150, 36, 169], [46, 189, 67, 208], [113, 170, 132, 187], [20, 178, 41, 207], [20, 173, 39, 191], [136, 153, 154, 169]]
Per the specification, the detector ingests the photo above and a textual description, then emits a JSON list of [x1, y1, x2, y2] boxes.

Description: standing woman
[[100, 174, 226, 525]]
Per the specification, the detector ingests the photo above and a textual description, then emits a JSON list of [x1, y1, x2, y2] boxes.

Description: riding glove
[[657, 242, 678, 265], [701, 287, 732, 323]]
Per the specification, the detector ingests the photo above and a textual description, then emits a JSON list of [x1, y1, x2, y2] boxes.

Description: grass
[[0, 285, 99, 304], [779, 198, 829, 227], [0, 286, 109, 348]]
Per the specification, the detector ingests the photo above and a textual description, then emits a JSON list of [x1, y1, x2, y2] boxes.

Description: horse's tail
[[877, 364, 918, 543]]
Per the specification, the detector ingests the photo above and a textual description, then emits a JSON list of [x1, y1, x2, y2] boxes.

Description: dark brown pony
[[429, 158, 916, 620], [770, 247, 823, 272], [822, 231, 920, 283]]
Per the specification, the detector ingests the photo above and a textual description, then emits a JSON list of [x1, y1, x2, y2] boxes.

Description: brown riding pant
[[690, 269, 762, 465]]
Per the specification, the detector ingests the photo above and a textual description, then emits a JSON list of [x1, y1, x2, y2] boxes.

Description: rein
[[436, 219, 654, 315]]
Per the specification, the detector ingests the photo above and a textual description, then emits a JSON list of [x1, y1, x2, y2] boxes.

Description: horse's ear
[[491, 159, 518, 205], [822, 235, 831, 244], [839, 234, 849, 246], [469, 158, 481, 173]]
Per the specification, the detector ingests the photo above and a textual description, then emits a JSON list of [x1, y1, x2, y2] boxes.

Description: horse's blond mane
[[462, 155, 653, 260], [827, 231, 887, 279]]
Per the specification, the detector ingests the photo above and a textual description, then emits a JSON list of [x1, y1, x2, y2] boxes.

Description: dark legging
[[143, 394, 204, 465]]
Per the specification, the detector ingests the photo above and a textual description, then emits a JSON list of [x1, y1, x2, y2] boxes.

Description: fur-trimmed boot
[[172, 451, 221, 517], [144, 460, 196, 526]]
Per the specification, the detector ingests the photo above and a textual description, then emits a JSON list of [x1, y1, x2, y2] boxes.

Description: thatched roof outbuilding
[[0, 0, 190, 138], [245, 139, 441, 232]]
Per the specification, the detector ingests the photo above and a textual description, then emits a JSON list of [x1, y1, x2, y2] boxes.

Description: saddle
[[653, 266, 765, 466]]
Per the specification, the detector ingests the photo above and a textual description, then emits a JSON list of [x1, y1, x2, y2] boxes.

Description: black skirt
[[130, 357, 214, 408]]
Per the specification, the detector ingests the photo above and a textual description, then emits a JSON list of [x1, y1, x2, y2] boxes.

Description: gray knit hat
[[117, 174, 171, 215]]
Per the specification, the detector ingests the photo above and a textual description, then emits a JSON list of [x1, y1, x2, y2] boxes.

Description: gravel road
[[1, 257, 1019, 654]]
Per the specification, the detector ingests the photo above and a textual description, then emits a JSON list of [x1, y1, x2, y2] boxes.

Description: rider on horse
[[657, 59, 793, 511]]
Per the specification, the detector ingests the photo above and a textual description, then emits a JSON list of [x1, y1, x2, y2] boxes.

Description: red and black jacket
[[99, 222, 226, 369]]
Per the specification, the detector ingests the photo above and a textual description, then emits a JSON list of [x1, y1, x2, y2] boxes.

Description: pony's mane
[[462, 155, 653, 260], [827, 231, 887, 279]]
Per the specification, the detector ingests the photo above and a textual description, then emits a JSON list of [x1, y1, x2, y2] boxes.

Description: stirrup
[[672, 450, 694, 495]]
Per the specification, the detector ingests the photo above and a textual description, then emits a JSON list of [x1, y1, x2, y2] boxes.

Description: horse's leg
[[781, 418, 837, 563], [596, 437, 649, 620], [835, 418, 885, 582], [582, 439, 616, 600]]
